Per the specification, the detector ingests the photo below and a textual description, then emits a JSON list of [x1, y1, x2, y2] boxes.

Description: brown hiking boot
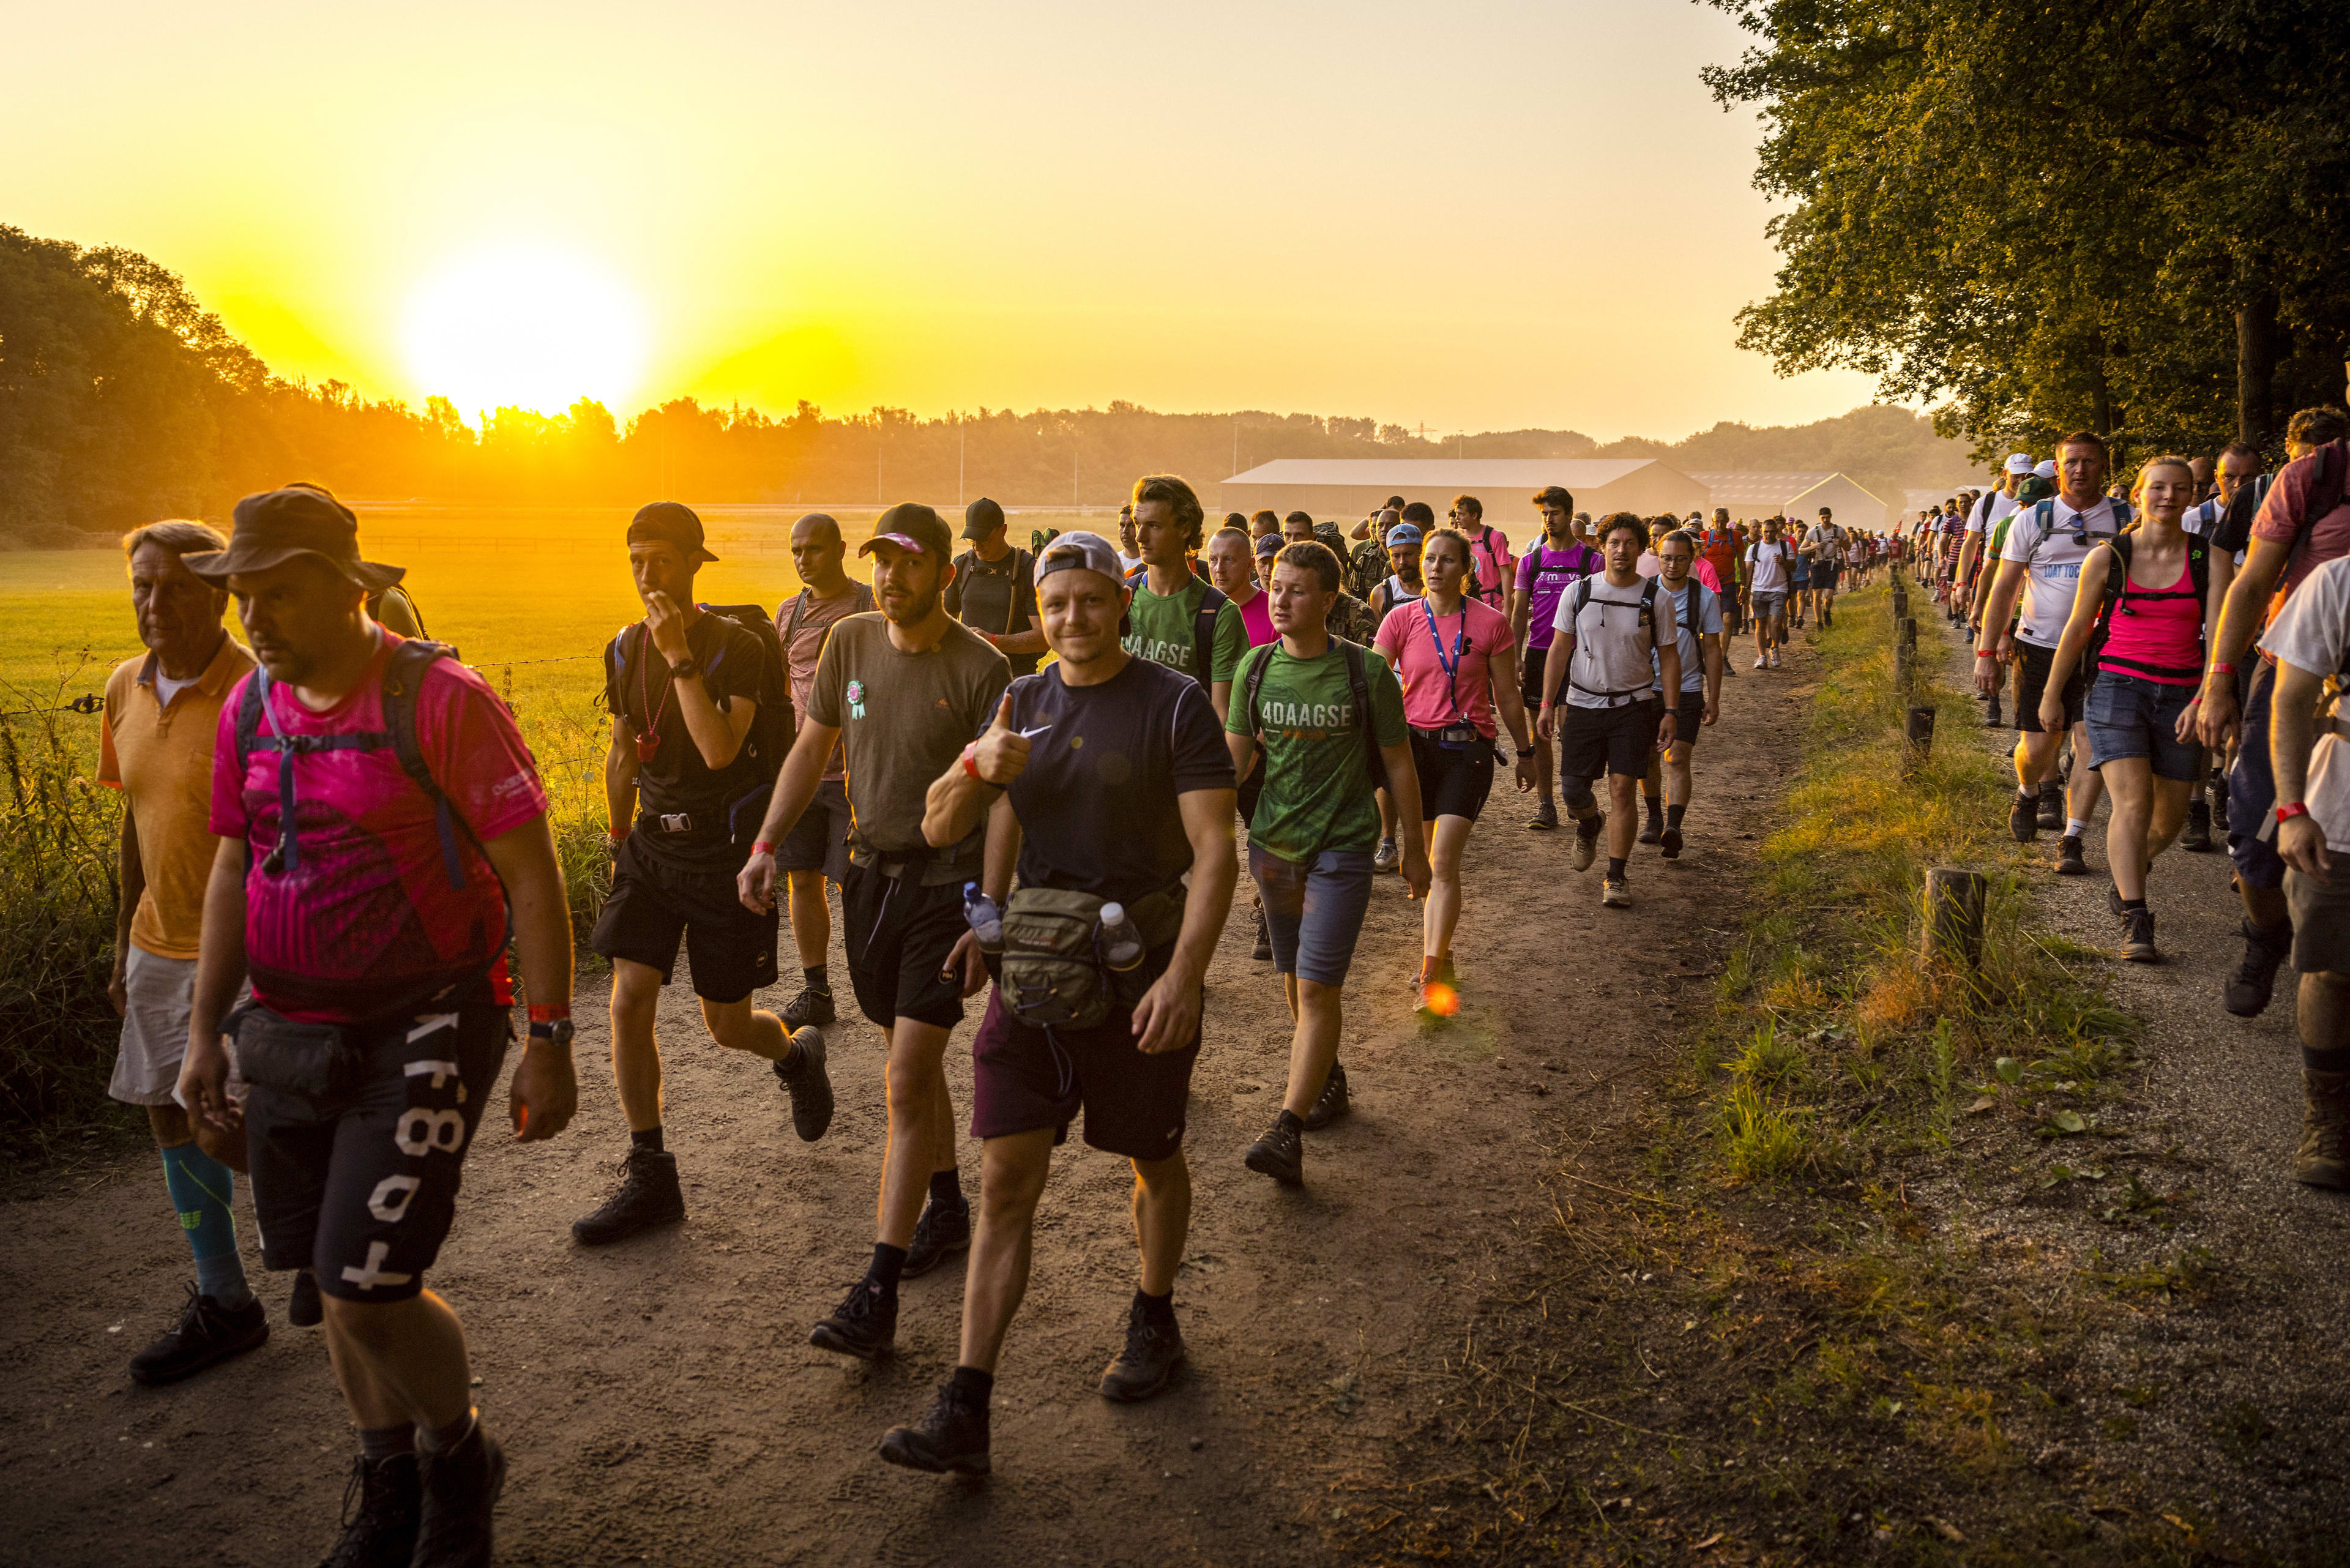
[[2293, 1069, 2350, 1190]]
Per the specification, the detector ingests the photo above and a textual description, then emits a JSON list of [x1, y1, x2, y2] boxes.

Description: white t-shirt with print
[[2258, 553, 2350, 853], [1999, 496, 2123, 649]]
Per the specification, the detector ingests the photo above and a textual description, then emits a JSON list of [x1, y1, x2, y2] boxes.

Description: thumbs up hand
[[971, 690, 1032, 787]]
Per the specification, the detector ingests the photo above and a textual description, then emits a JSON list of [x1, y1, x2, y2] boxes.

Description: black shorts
[[1521, 644, 1551, 711], [1558, 699, 1663, 781], [2011, 640, 2086, 735], [591, 833, 780, 1004], [244, 1002, 509, 1303], [777, 778, 852, 881], [1669, 690, 1706, 748], [1813, 564, 1841, 591], [841, 862, 969, 1031], [969, 985, 1199, 1162], [1410, 728, 1496, 821]]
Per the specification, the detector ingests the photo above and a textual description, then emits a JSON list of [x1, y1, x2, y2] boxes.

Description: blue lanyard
[[1420, 597, 1468, 719]]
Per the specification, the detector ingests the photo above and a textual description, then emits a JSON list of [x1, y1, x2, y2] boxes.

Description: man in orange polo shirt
[[99, 520, 275, 1384]]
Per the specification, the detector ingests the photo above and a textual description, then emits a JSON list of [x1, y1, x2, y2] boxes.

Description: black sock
[[929, 1167, 964, 1209], [2120, 897, 2147, 913], [1277, 1109, 1304, 1134], [1608, 856, 1627, 879], [359, 1424, 414, 1462], [1135, 1287, 1176, 1324], [868, 1242, 908, 1292], [804, 965, 829, 993], [949, 1364, 994, 1404], [632, 1126, 665, 1155], [2305, 1045, 2350, 1075], [1666, 805, 1686, 829], [1644, 794, 1662, 818]]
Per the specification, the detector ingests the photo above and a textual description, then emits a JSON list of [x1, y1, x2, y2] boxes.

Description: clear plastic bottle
[[963, 881, 1003, 954], [1097, 902, 1144, 974]]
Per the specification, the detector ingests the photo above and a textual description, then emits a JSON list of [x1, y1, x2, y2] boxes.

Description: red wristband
[[2210, 662, 2236, 676], [751, 840, 776, 856], [2278, 801, 2311, 826], [961, 742, 982, 780], [527, 1003, 571, 1024]]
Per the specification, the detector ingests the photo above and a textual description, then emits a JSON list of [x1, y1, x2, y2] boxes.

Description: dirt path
[[1, 637, 1817, 1568]]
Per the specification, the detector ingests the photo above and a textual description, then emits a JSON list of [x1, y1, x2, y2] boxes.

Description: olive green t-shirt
[[1227, 640, 1408, 861], [1124, 575, 1247, 689], [806, 613, 1010, 885]]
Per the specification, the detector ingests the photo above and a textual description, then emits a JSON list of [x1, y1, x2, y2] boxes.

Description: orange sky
[[6, 1, 1887, 439]]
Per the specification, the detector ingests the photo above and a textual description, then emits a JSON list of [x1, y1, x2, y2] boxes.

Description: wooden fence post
[[1904, 704, 1936, 775], [1922, 867, 1988, 972]]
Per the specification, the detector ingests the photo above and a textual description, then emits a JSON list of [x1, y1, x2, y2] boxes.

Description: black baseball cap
[[627, 501, 718, 563], [860, 502, 953, 563], [963, 497, 1007, 540]]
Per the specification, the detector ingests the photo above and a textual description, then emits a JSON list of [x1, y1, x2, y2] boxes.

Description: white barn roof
[[1224, 458, 1669, 490], [1685, 471, 1838, 507]]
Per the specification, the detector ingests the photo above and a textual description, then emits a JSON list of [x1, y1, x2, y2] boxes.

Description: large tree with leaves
[[1706, 0, 2350, 467]]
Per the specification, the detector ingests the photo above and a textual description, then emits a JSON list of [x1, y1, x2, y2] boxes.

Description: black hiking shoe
[[2210, 776, 2231, 834], [901, 1197, 972, 1279], [2055, 835, 2087, 876], [772, 1026, 835, 1141], [412, 1419, 504, 1568], [288, 1267, 322, 1328], [1660, 825, 1684, 861], [1302, 1061, 1350, 1130], [1099, 1301, 1187, 1403], [781, 985, 836, 1028], [2037, 783, 2064, 833], [2180, 797, 2214, 852], [879, 1381, 991, 1476], [1527, 797, 1559, 831], [570, 1146, 684, 1246], [128, 1283, 268, 1386], [317, 1450, 420, 1568], [1251, 907, 1273, 961], [1638, 804, 1663, 845], [810, 1279, 897, 1360], [2225, 919, 2294, 1018], [2120, 907, 2160, 963], [1244, 1116, 1305, 1187], [1985, 697, 2002, 728], [2009, 793, 2038, 843]]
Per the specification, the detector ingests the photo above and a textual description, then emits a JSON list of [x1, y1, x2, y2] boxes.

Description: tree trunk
[[2238, 291, 2280, 455]]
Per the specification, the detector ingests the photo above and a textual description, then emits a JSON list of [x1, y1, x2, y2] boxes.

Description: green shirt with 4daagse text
[[1123, 575, 1247, 689], [1228, 640, 1408, 862]]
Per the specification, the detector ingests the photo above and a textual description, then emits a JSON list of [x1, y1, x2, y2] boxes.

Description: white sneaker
[[1769, 650, 1782, 669], [1753, 655, 1767, 670]]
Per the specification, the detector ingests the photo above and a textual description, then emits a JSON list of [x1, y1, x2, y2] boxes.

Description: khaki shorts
[[110, 946, 244, 1108]]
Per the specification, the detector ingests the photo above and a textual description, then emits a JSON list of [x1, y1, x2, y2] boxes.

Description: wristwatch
[[1516, 745, 1537, 759], [528, 1018, 576, 1047], [667, 654, 703, 682]]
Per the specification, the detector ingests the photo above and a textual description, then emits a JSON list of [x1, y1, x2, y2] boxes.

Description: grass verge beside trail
[[1338, 583, 2235, 1564]]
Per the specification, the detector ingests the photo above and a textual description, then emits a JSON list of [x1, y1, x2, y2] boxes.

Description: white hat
[[2004, 452, 2034, 474], [2034, 459, 2058, 479]]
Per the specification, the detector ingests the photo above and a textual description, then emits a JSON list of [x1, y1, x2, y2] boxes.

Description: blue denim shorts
[[1248, 845, 1375, 987], [2083, 669, 2202, 782]]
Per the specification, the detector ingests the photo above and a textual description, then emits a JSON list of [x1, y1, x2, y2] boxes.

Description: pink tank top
[[2097, 553, 2202, 685]]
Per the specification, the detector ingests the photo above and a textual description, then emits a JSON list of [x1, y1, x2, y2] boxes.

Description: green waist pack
[[998, 883, 1185, 1030]]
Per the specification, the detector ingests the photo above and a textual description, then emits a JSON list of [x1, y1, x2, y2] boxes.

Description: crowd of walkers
[[1917, 408, 2350, 1201], [94, 470, 1895, 1560]]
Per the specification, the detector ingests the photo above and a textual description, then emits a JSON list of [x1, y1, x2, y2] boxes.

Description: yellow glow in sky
[[400, 249, 648, 417], [4, 1, 1887, 439]]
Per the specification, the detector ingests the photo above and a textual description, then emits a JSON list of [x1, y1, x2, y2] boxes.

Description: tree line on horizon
[[1709, 0, 2350, 470], [2, 223, 1975, 543]]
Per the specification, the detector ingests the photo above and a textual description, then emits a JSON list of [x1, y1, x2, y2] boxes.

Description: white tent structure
[[1218, 458, 1708, 528]]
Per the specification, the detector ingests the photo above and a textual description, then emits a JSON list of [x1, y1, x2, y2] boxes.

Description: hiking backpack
[[1562, 575, 1682, 703], [608, 605, 797, 843], [1123, 571, 1232, 690], [231, 640, 480, 891], [778, 583, 878, 654], [1239, 638, 1389, 792], [2266, 440, 2350, 622]]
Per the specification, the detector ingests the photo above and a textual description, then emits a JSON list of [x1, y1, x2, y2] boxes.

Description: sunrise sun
[[400, 248, 648, 419]]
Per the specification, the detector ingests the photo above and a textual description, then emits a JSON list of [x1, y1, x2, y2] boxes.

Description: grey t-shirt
[[805, 614, 1010, 884]]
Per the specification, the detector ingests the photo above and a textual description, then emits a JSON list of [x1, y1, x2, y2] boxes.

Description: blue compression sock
[[161, 1142, 252, 1307]]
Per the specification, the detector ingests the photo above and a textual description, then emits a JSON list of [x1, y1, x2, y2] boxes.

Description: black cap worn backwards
[[627, 501, 718, 563]]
